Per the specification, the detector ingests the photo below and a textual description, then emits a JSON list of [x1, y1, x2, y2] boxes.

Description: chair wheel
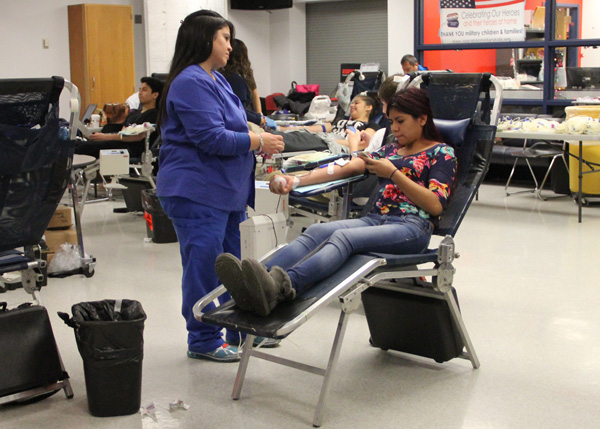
[[368, 337, 387, 350], [83, 265, 95, 277], [575, 196, 590, 206]]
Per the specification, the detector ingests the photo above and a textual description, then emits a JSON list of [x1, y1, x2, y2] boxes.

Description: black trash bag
[[70, 299, 145, 322], [58, 299, 146, 417], [272, 94, 313, 115], [141, 188, 162, 214]]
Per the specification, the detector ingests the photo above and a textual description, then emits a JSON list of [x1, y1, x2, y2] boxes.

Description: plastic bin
[[141, 189, 178, 243], [118, 177, 153, 212], [58, 299, 146, 417], [566, 106, 600, 194]]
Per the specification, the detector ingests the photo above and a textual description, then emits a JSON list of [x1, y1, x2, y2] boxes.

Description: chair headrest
[[433, 118, 470, 147]]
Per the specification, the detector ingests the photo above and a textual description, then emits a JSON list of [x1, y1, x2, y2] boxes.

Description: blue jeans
[[266, 214, 433, 293], [159, 196, 245, 353]]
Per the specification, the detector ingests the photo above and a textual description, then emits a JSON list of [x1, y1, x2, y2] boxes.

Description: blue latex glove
[[265, 116, 277, 129]]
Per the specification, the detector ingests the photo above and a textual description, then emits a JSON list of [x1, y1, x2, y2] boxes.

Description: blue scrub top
[[157, 65, 255, 211]]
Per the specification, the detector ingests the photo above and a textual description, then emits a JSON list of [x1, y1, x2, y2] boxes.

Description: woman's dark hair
[[386, 87, 442, 142], [221, 39, 256, 91], [353, 94, 381, 121], [158, 10, 235, 124]]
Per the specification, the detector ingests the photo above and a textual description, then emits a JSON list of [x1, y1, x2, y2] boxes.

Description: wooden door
[[68, 4, 136, 111]]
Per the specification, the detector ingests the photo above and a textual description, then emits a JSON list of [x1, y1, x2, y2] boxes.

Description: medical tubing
[[263, 214, 279, 247]]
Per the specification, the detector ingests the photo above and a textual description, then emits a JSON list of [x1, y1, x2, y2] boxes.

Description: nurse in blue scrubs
[[156, 10, 284, 362]]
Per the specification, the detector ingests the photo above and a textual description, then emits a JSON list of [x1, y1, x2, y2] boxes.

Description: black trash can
[[118, 177, 153, 212], [58, 299, 146, 417], [141, 189, 178, 243]]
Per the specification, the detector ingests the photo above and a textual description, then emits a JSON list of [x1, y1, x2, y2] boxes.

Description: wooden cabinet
[[68, 4, 135, 113]]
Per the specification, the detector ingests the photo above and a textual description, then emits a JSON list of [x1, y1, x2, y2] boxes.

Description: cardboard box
[[44, 227, 78, 264], [47, 206, 73, 229], [531, 6, 545, 30], [556, 8, 571, 40], [44, 227, 78, 253]]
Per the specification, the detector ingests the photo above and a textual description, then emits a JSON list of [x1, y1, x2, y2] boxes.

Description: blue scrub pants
[[159, 196, 246, 353], [266, 213, 433, 293]]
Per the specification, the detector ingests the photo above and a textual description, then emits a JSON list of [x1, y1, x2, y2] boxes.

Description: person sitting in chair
[[215, 87, 457, 317], [76, 76, 163, 158], [401, 54, 428, 75], [276, 94, 382, 153]]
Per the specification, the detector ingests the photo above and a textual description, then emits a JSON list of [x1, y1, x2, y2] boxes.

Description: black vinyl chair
[[0, 76, 75, 404], [193, 73, 503, 426]]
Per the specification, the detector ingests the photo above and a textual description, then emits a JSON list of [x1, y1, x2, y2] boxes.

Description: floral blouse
[[371, 142, 457, 226]]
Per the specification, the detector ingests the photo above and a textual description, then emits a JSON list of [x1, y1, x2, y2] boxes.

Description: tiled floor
[[2, 182, 600, 428]]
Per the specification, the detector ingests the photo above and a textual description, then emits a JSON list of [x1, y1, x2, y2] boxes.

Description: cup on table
[[90, 114, 100, 128]]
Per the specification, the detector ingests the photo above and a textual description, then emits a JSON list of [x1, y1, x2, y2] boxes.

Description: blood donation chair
[[0, 76, 75, 404], [194, 73, 503, 426], [335, 63, 385, 117]]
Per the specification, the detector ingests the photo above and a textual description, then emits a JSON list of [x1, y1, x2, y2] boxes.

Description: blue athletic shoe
[[187, 344, 240, 362]]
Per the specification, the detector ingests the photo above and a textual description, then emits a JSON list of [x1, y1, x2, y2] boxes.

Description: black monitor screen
[[566, 67, 600, 89], [516, 59, 541, 78], [230, 0, 292, 10]]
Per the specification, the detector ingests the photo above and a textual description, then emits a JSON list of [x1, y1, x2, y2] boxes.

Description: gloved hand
[[264, 116, 277, 130]]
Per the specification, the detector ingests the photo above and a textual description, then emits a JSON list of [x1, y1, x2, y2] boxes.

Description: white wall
[[144, 0, 227, 74], [227, 7, 276, 95], [0, 0, 146, 119], [270, 5, 308, 93], [229, 4, 307, 95], [144, 0, 306, 95], [388, 0, 415, 75]]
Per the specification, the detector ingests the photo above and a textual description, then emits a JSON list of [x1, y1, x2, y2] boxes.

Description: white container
[[556, 67, 567, 90], [90, 114, 101, 128]]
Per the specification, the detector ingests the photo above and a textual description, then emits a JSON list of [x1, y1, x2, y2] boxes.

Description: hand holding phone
[[356, 150, 373, 159]]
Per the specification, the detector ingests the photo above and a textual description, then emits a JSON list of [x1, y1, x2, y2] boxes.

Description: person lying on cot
[[214, 87, 457, 317], [277, 94, 382, 150]]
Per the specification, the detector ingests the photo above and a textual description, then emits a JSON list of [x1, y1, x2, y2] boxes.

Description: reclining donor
[[277, 94, 382, 153], [215, 87, 457, 317]]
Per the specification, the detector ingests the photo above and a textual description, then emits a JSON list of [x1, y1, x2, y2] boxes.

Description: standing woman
[[221, 38, 264, 126], [157, 10, 284, 362]]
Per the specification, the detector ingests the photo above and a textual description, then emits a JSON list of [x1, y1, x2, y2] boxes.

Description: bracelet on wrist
[[257, 134, 264, 152], [390, 168, 399, 180]]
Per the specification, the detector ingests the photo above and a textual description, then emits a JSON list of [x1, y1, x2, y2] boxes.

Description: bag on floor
[[0, 303, 66, 399]]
